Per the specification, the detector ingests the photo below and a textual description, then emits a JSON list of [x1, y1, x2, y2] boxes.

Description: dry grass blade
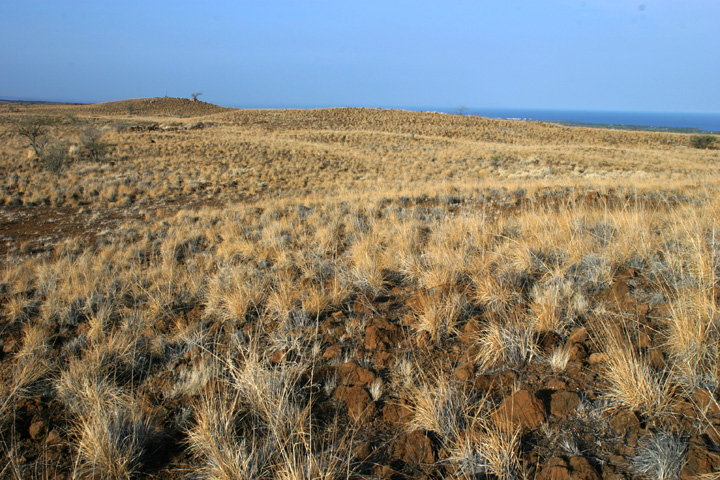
[[664, 291, 720, 392], [479, 421, 523, 480], [632, 432, 687, 480], [596, 318, 676, 418], [411, 289, 466, 342], [474, 320, 537, 372], [409, 378, 468, 440], [187, 393, 264, 480], [75, 402, 151, 479]]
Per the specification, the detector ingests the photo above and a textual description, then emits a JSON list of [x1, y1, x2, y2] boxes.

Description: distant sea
[[420, 108, 720, 134]]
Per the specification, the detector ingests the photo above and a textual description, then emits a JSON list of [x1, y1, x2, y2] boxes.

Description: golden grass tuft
[[596, 317, 676, 418]]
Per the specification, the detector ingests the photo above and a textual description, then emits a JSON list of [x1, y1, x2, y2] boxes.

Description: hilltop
[[3, 96, 228, 118]]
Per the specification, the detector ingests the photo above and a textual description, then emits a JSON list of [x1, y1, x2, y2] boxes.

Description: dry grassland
[[0, 98, 719, 479]]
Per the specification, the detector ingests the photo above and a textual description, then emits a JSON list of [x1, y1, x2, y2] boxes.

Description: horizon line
[[2, 95, 720, 116]]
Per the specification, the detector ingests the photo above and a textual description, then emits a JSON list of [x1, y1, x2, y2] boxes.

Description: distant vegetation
[[690, 134, 719, 149], [554, 120, 720, 135]]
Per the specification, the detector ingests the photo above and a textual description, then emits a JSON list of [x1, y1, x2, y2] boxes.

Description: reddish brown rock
[[323, 344, 342, 360], [455, 362, 475, 382], [587, 353, 609, 365], [568, 456, 600, 480], [537, 457, 571, 480], [46, 429, 62, 445], [415, 331, 431, 348], [336, 385, 376, 422], [338, 361, 375, 387], [537, 456, 600, 480], [321, 318, 347, 343], [603, 277, 632, 304], [400, 312, 416, 327], [29, 417, 47, 441], [352, 441, 372, 460], [546, 378, 568, 390], [693, 389, 720, 416], [475, 369, 518, 392], [645, 349, 665, 369], [551, 391, 580, 418], [460, 318, 482, 344], [371, 349, 393, 369], [492, 389, 545, 430], [2, 337, 18, 354], [636, 331, 652, 349], [364, 318, 400, 351], [568, 343, 587, 362], [568, 327, 589, 345], [392, 430, 434, 464], [364, 325, 387, 350], [608, 410, 640, 436], [635, 302, 650, 320], [607, 454, 632, 471], [404, 291, 424, 312], [269, 349, 286, 364], [705, 422, 720, 447], [353, 300, 371, 315], [382, 402, 413, 427], [681, 442, 720, 479], [76, 322, 90, 337]]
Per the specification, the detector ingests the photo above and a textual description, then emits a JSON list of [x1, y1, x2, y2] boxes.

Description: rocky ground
[[1, 100, 719, 479]]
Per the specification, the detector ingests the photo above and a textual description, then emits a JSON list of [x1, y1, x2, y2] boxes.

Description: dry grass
[[405, 366, 525, 479], [1, 100, 720, 477], [595, 316, 677, 419]]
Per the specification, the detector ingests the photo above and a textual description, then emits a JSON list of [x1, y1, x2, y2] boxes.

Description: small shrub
[[81, 126, 113, 162], [41, 142, 67, 178], [690, 134, 718, 149]]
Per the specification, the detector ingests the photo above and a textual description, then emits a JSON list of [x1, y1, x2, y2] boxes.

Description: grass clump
[[632, 432, 687, 480]]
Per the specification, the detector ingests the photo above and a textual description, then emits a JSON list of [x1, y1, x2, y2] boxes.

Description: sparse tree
[[16, 116, 53, 158], [190, 92, 203, 101], [454, 106, 469, 116], [124, 102, 135, 115]]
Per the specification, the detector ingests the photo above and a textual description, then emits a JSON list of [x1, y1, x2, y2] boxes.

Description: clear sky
[[1, 1, 718, 113]]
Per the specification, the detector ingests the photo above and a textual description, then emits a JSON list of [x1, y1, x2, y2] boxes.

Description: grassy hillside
[[1, 99, 719, 479]]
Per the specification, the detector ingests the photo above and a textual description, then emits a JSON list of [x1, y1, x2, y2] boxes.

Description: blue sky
[[1, 1, 718, 113]]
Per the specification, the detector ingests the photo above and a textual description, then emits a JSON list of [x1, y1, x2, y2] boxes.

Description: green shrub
[[690, 134, 718, 149]]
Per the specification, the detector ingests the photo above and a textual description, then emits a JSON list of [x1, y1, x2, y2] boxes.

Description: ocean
[[420, 108, 720, 133]]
